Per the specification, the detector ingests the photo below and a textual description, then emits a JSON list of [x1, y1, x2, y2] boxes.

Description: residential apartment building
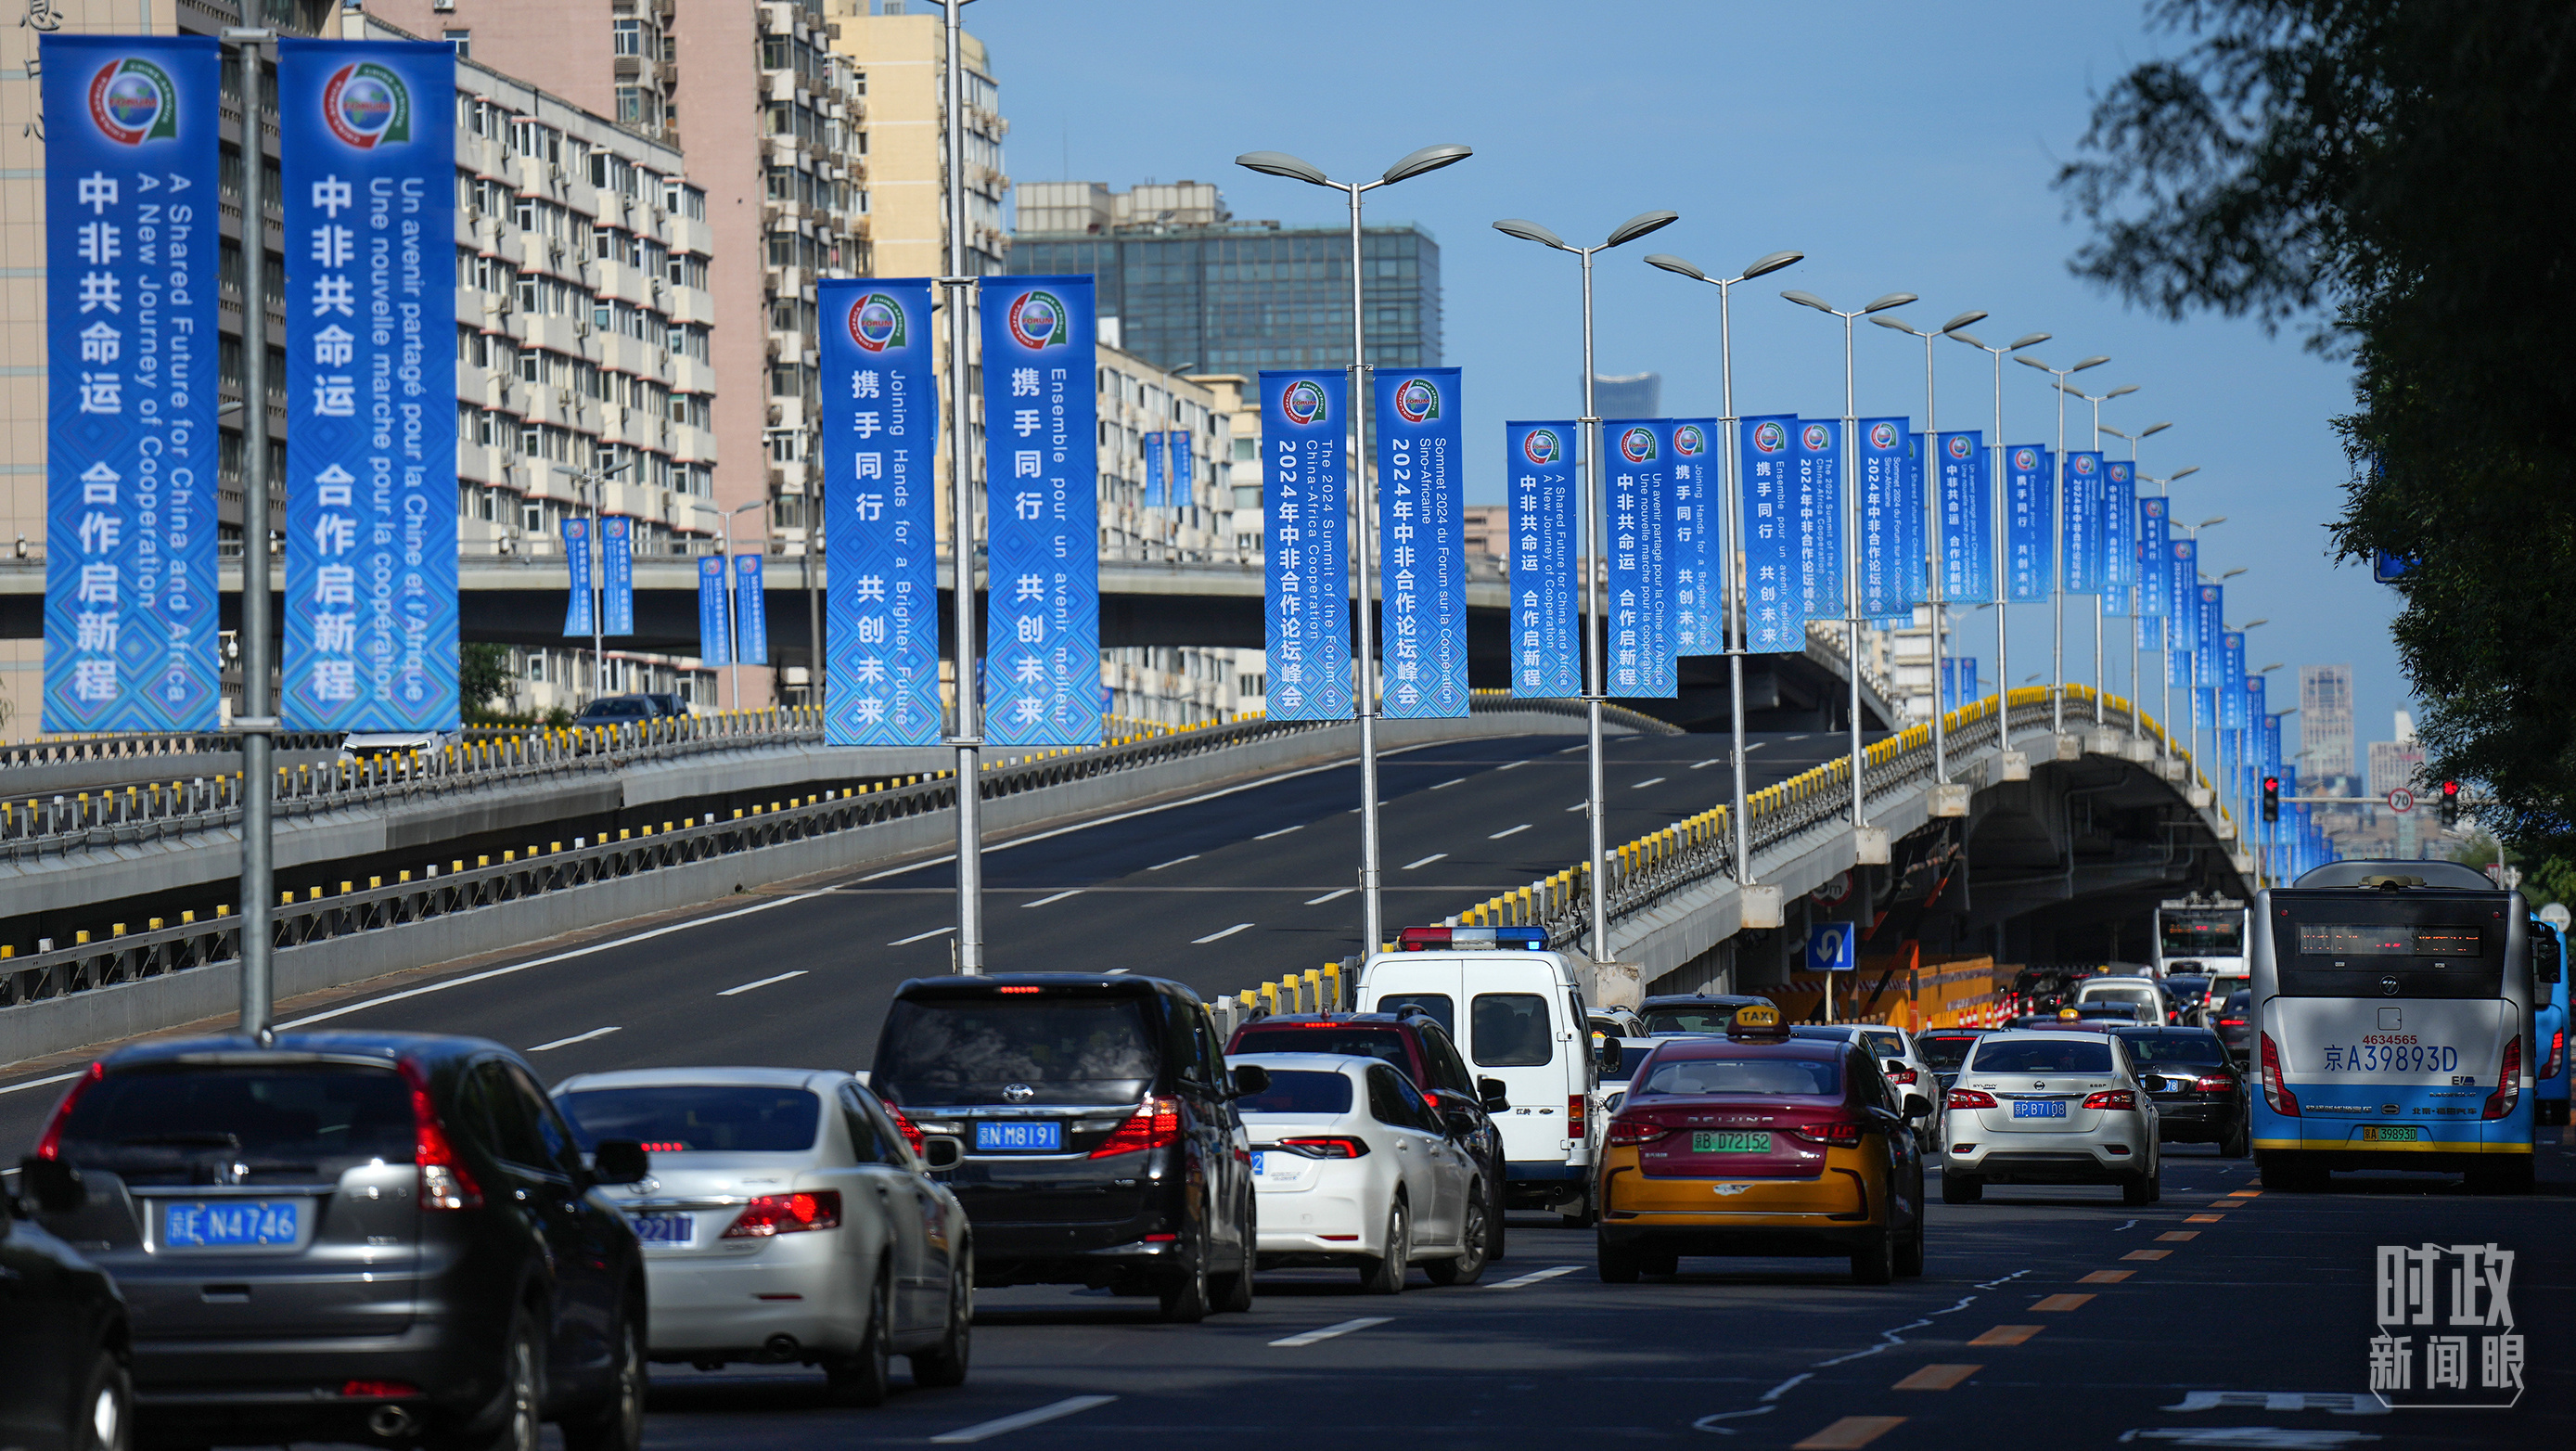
[[1093, 349, 1245, 726]]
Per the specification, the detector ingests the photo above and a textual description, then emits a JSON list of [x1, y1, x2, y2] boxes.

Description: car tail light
[[1605, 1116, 1670, 1147], [339, 1381, 420, 1400], [2260, 1034, 2298, 1117], [1089, 1096, 1184, 1158], [723, 1190, 842, 1238], [2083, 1089, 2138, 1111], [1946, 1087, 1999, 1110], [2544, 1028, 2565, 1081], [1788, 1122, 1865, 1148], [2193, 1075, 2236, 1094], [2480, 1037, 2521, 1120], [884, 1103, 926, 1157], [2219, 1018, 2246, 1028], [400, 1058, 483, 1211], [1885, 1067, 1918, 1085], [32, 1059, 103, 1162], [1568, 1094, 1586, 1143], [997, 985, 1042, 995], [1275, 1136, 1369, 1159]]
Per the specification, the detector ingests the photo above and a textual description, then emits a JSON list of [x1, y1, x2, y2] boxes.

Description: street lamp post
[[695, 498, 765, 706], [2137, 466, 2201, 772], [2058, 379, 2136, 716], [225, 16, 276, 1043], [1873, 308, 1990, 781], [2099, 417, 2172, 750], [1783, 288, 1917, 859], [1490, 210, 1678, 962], [1947, 328, 2052, 748], [553, 459, 635, 704], [1239, 143, 1474, 958], [2175, 515, 2225, 798], [1643, 249, 1803, 897], [2012, 350, 2109, 738]]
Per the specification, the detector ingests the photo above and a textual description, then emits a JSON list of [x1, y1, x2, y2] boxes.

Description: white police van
[[1353, 926, 1598, 1219]]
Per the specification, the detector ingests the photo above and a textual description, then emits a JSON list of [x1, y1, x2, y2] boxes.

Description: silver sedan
[[1940, 1031, 2162, 1205]]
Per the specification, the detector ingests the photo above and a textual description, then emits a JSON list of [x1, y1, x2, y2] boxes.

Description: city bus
[[2249, 859, 2540, 1193], [2155, 895, 2249, 985]]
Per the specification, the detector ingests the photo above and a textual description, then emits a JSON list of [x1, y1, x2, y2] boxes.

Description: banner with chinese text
[[982, 275, 1103, 746], [819, 279, 936, 743]]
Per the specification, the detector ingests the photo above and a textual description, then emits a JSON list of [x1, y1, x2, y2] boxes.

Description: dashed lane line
[[1403, 853, 1448, 870], [929, 1395, 1118, 1445], [1254, 825, 1304, 840], [1149, 854, 1201, 870], [2123, 1250, 2172, 1262], [2158, 1230, 2200, 1242], [529, 1026, 621, 1052], [1488, 823, 1532, 840], [891, 926, 956, 945], [1305, 888, 1352, 905], [1891, 1364, 1980, 1392], [717, 970, 806, 996], [1791, 1417, 1907, 1450], [1632, 777, 1667, 789], [1020, 890, 1083, 908], [1432, 777, 1467, 790], [1485, 1265, 1583, 1290], [2185, 1213, 2226, 1223], [2079, 1270, 2134, 1284], [2029, 1293, 2095, 1313], [1967, 1325, 2044, 1347], [1193, 923, 1255, 944], [1267, 1316, 1391, 1347], [1566, 801, 1588, 812]]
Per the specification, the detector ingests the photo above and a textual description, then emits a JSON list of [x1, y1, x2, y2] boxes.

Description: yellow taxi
[[1594, 1005, 1931, 1284]]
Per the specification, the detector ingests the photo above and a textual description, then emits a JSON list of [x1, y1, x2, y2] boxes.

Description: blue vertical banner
[[1942, 657, 1980, 713], [2061, 451, 2102, 594], [1507, 421, 1580, 699], [277, 38, 458, 731], [697, 554, 732, 670], [2136, 612, 2162, 651], [2100, 459, 2134, 615], [1604, 418, 1674, 697], [2167, 537, 2198, 686], [820, 279, 938, 744], [2136, 494, 2169, 618], [1792, 420, 1842, 626], [1857, 417, 1909, 617], [2249, 673, 2270, 758], [601, 518, 634, 636], [2197, 583, 2224, 718], [1142, 430, 1164, 508], [1671, 420, 1718, 653], [733, 553, 768, 665], [560, 520, 594, 638], [40, 36, 224, 733], [1170, 429, 1193, 511], [1262, 370, 1351, 719], [1936, 430, 1992, 603], [1377, 369, 1467, 717], [1740, 416, 1799, 650], [982, 276, 1104, 746], [2005, 444, 2051, 603], [2219, 630, 2247, 731]]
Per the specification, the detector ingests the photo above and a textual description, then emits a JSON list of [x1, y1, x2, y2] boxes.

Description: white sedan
[[551, 1067, 972, 1406], [1941, 1031, 2163, 1205], [1227, 1051, 1491, 1292]]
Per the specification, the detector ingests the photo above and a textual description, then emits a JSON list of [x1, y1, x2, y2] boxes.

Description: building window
[[443, 30, 470, 57], [612, 17, 643, 57]]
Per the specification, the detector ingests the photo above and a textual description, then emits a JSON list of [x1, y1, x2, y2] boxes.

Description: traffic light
[[2262, 777, 2280, 822], [2441, 779, 2462, 828]]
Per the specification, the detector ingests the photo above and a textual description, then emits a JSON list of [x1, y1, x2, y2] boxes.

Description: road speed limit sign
[[2388, 788, 2414, 813]]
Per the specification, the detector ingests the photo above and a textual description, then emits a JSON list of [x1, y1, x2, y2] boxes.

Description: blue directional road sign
[[1807, 922, 1857, 973]]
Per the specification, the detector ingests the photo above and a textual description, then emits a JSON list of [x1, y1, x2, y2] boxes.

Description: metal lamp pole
[[1643, 250, 1803, 890], [2099, 416, 2171, 749], [225, 17, 276, 1043], [2058, 379, 2135, 713], [2011, 351, 2108, 736], [1492, 210, 1679, 961], [1783, 289, 1916, 852], [1947, 328, 2050, 743], [1873, 309, 1988, 780], [2138, 465, 2200, 772], [553, 458, 634, 702], [2175, 516, 2224, 792], [1239, 144, 1474, 957]]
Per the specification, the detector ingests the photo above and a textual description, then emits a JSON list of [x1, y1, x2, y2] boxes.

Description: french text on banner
[[1738, 415, 1801, 652], [1506, 421, 1580, 698], [1603, 418, 1675, 698], [603, 518, 634, 636], [1856, 417, 1911, 618], [982, 276, 1103, 746], [1377, 369, 1467, 718], [1262, 370, 1351, 720], [1791, 419, 1841, 626], [561, 518, 594, 637], [734, 554, 768, 666], [820, 279, 937, 743]]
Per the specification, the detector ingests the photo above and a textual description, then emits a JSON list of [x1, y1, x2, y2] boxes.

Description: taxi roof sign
[[2057, 1007, 2082, 1020], [1727, 1004, 1789, 1040]]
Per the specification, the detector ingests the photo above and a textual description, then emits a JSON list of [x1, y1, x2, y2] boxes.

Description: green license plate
[[2361, 1124, 2422, 1142], [1691, 1130, 1773, 1153]]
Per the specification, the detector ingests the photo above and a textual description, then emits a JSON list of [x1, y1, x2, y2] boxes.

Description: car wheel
[[1557, 1186, 1596, 1228], [1211, 1201, 1256, 1314], [2257, 1151, 2326, 1193], [2467, 1157, 2536, 1195], [1425, 1186, 1490, 1286], [1357, 1197, 1410, 1295], [432, 1309, 541, 1451], [70, 1350, 130, 1451], [1596, 1233, 1641, 1285], [1158, 1239, 1211, 1323], [2121, 1171, 2156, 1206], [1895, 1204, 1927, 1278], [559, 1302, 644, 1451], [2220, 1118, 2250, 1158], [824, 1269, 894, 1406], [1637, 1247, 1680, 1278], [1940, 1172, 1982, 1204], [909, 1243, 973, 1389], [1850, 1218, 1896, 1285]]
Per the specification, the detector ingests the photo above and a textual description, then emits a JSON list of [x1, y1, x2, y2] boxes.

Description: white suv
[[1942, 1031, 2161, 1205]]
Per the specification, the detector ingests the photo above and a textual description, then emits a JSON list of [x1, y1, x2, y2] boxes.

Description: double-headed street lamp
[[694, 497, 766, 708], [1946, 327, 2052, 739], [2174, 514, 2225, 793], [2135, 462, 2198, 771], [1491, 209, 1679, 962], [1871, 308, 1988, 781], [1782, 288, 1917, 860], [1641, 248, 1802, 904], [2099, 417, 2172, 750], [2057, 379, 2137, 713], [2012, 350, 2109, 737], [1239, 142, 1474, 958], [553, 458, 636, 705]]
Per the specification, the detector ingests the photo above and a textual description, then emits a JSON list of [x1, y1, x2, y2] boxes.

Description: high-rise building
[[2300, 663, 2354, 780], [1590, 372, 1661, 419], [2367, 710, 2425, 803], [1009, 180, 1440, 377]]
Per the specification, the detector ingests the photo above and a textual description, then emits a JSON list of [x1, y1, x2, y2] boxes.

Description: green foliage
[[2058, 0, 2576, 852], [460, 643, 511, 715]]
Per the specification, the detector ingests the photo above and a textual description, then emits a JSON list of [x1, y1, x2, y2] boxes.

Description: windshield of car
[[2221, 990, 2251, 1014], [1233, 1070, 1354, 1115], [1634, 1055, 1840, 1097], [1373, 993, 1454, 1034], [1643, 1005, 1746, 1035], [1916, 1034, 1980, 1070], [52, 1064, 416, 1186], [1969, 1038, 2115, 1074], [2111, 1033, 2231, 1067], [875, 995, 1158, 1107], [555, 1085, 821, 1152], [580, 699, 649, 720], [1230, 1024, 1410, 1072]]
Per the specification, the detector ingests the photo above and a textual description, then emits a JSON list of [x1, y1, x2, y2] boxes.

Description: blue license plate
[[2011, 1100, 2068, 1119], [975, 1120, 1062, 1152], [1249, 1150, 1265, 1175], [161, 1199, 301, 1249], [630, 1212, 693, 1245]]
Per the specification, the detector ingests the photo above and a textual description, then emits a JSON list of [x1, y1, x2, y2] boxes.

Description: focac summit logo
[[323, 62, 411, 149], [88, 57, 179, 146], [1391, 378, 1441, 425], [1751, 420, 1788, 454], [2073, 453, 2098, 476], [1801, 423, 1832, 452], [1673, 424, 1708, 456], [2013, 447, 2039, 472], [1005, 289, 1069, 350], [1947, 434, 1974, 461], [2108, 460, 2131, 482], [1521, 429, 1561, 466], [847, 293, 906, 353], [1619, 426, 1658, 464], [1868, 422, 1899, 451], [1280, 379, 1328, 426]]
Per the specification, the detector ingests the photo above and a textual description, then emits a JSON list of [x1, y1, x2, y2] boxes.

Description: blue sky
[[973, 0, 2410, 760]]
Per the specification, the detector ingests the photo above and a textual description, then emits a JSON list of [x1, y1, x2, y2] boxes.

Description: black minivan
[[32, 1033, 650, 1451], [870, 974, 1262, 1323]]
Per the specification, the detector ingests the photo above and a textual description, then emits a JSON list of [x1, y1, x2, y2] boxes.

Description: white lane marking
[[1632, 777, 1667, 789], [2160, 1392, 2389, 1417], [1254, 825, 1304, 840], [1498, 760, 1527, 771], [1485, 1264, 1582, 1290], [929, 1394, 1119, 1445], [1432, 777, 1467, 790], [1020, 890, 1083, 908], [1745, 741, 1769, 752], [718, 970, 806, 996], [1975, 1267, 2032, 1290], [1691, 758, 1722, 769], [0, 1070, 84, 1098], [1268, 1316, 1391, 1347], [2118, 1432, 2381, 1448], [2113, 1217, 2139, 1232], [529, 1026, 621, 1052], [1556, 743, 1587, 753], [281, 889, 838, 1031], [1812, 1315, 1934, 1368], [1149, 854, 1200, 870], [1565, 801, 1588, 812], [1691, 1373, 1810, 1433], [1107, 969, 1131, 975], [1402, 854, 1448, 870], [1194, 922, 1255, 944], [1305, 888, 1353, 905], [1488, 823, 1532, 840], [891, 926, 957, 945]]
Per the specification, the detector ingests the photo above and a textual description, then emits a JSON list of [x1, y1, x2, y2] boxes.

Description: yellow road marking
[[2123, 1250, 2172, 1261], [2185, 1213, 2225, 1223], [1892, 1364, 1981, 1391], [1969, 1325, 2044, 1347], [1794, 1417, 1909, 1449], [2079, 1270, 2134, 1284], [2158, 1230, 2200, 1241], [2031, 1293, 2095, 1312]]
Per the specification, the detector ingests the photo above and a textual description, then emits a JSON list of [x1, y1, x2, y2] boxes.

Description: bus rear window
[[2160, 911, 2244, 957], [2276, 916, 2502, 999]]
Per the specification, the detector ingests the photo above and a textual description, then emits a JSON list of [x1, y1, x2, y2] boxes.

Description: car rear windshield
[[1234, 1070, 1354, 1115], [53, 1063, 415, 1186], [875, 995, 1158, 1108], [1644, 1006, 1743, 1035], [1970, 1039, 2114, 1074], [2113, 1034, 2230, 1066], [556, 1085, 821, 1152], [1634, 1055, 1839, 1097], [1916, 1035, 1980, 1070], [1231, 1024, 1410, 1072]]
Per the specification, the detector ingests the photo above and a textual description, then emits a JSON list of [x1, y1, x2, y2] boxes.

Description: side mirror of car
[[919, 1135, 965, 1172], [1230, 1064, 1272, 1098], [19, 1157, 84, 1213], [1597, 1037, 1623, 1073], [1902, 1093, 1933, 1120], [1477, 1076, 1511, 1113], [590, 1139, 649, 1186]]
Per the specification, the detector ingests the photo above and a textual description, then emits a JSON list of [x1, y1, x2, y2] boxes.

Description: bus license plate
[[1691, 1131, 1772, 1153], [975, 1120, 1062, 1152], [2012, 1100, 2068, 1119], [630, 1213, 693, 1245], [2362, 1125, 2422, 1142], [161, 1200, 301, 1249]]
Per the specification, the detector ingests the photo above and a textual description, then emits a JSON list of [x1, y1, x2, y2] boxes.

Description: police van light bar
[[1396, 926, 1549, 952]]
